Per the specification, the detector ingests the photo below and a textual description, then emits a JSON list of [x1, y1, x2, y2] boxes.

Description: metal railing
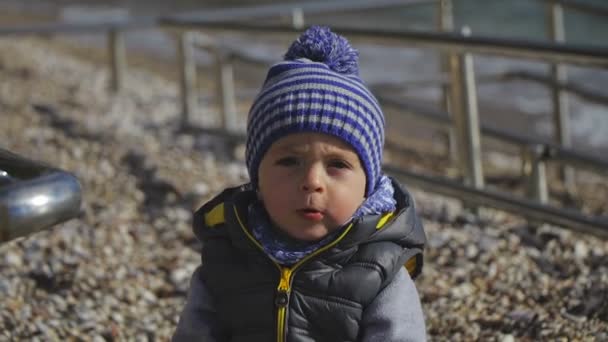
[[159, 1, 608, 235], [1, 0, 607, 236], [160, 22, 608, 164], [376, 93, 608, 175], [385, 166, 608, 238], [0, 149, 82, 243]]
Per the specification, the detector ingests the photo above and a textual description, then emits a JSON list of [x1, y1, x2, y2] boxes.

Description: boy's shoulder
[[193, 183, 253, 231]]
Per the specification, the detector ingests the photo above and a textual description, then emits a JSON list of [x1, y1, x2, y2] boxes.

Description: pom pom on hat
[[246, 26, 385, 196], [284, 26, 359, 75]]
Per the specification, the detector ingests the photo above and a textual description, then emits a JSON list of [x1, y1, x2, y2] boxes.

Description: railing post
[[108, 29, 126, 92], [291, 7, 305, 30], [177, 31, 197, 128], [437, 0, 458, 163], [215, 47, 238, 132], [524, 144, 549, 204], [547, 1, 575, 190], [449, 30, 484, 190]]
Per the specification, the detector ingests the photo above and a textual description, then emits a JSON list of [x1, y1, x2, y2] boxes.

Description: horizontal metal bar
[[166, 0, 435, 23], [0, 17, 157, 36], [378, 93, 546, 147], [541, 0, 608, 17], [543, 145, 608, 174], [377, 93, 608, 175], [499, 70, 608, 107], [159, 22, 608, 68], [381, 69, 608, 108], [0, 149, 82, 243], [385, 166, 608, 238], [326, 28, 608, 68]]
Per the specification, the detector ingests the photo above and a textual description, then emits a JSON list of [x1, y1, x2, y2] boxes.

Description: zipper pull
[[275, 290, 289, 307]]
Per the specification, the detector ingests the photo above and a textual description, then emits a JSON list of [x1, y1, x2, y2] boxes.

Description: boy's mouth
[[297, 208, 324, 221]]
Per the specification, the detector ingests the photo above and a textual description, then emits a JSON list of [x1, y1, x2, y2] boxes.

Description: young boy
[[173, 26, 427, 342]]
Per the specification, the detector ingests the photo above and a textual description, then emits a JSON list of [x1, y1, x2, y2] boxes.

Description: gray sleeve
[[360, 267, 427, 342], [172, 266, 219, 342]]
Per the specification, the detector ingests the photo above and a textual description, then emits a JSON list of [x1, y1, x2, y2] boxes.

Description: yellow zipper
[[234, 206, 354, 342], [275, 268, 291, 342]]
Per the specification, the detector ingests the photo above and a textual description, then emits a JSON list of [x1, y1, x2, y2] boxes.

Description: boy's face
[[258, 132, 366, 241]]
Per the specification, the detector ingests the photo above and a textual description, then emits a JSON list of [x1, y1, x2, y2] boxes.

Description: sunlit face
[[257, 133, 367, 241]]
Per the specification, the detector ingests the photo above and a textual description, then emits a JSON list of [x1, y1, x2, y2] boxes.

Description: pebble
[[501, 335, 515, 342]]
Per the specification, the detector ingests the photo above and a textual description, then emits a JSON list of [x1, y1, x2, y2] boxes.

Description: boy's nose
[[300, 164, 324, 193]]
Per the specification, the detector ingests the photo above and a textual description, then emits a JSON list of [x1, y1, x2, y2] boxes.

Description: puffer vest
[[193, 179, 426, 342]]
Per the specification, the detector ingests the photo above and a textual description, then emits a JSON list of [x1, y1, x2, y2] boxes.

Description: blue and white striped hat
[[246, 26, 385, 196]]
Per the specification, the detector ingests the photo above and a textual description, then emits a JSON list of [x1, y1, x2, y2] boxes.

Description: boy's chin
[[285, 225, 335, 242]]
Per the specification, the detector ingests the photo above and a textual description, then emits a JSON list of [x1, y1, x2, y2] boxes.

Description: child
[[173, 26, 427, 342]]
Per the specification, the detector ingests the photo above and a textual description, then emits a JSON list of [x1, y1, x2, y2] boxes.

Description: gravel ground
[[1, 37, 607, 341]]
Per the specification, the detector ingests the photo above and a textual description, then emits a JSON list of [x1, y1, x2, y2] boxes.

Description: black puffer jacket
[[193, 179, 426, 342]]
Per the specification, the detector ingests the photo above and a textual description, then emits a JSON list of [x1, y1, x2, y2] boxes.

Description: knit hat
[[245, 26, 385, 196]]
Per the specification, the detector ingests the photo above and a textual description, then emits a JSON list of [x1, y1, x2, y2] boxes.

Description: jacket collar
[[194, 179, 424, 245]]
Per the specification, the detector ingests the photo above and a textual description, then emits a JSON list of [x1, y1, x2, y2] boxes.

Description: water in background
[[3, 0, 608, 155]]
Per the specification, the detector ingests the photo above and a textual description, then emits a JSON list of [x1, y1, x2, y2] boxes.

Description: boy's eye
[[275, 157, 299, 166], [328, 160, 350, 169]]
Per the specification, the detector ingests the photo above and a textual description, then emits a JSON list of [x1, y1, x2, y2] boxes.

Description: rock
[[4, 252, 23, 268], [574, 241, 589, 259], [501, 335, 515, 342], [170, 268, 191, 289]]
